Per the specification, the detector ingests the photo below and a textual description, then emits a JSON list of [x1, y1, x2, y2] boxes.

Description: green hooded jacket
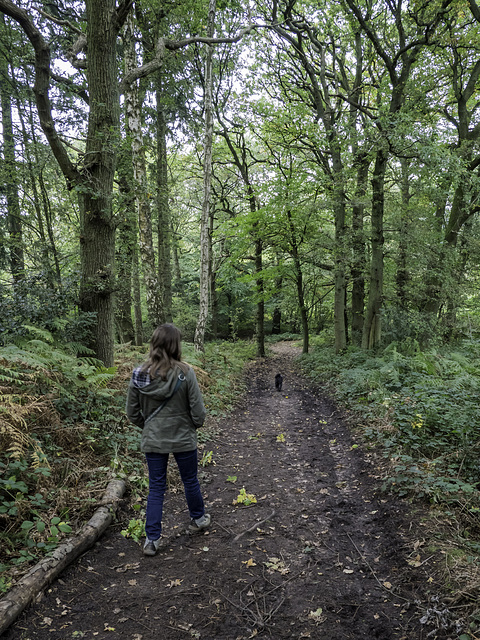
[[126, 364, 206, 453]]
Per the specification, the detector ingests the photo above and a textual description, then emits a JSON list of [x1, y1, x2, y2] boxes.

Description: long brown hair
[[141, 324, 188, 379]]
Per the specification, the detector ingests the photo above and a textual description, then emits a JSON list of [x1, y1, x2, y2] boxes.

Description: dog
[[275, 373, 283, 392]]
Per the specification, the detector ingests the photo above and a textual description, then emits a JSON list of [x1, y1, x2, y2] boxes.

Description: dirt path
[[3, 344, 446, 639]]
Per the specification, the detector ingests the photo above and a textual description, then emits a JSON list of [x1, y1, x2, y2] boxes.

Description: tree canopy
[[1, 0, 480, 357]]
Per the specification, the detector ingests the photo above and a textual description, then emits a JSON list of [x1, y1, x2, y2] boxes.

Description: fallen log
[[0, 478, 126, 636]]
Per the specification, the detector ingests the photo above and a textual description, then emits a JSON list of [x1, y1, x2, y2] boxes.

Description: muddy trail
[[3, 343, 450, 640]]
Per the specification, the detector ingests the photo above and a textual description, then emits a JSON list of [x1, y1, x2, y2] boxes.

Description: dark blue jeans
[[145, 450, 205, 540]]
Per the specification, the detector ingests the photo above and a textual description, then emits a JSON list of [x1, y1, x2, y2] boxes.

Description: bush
[[300, 338, 480, 506]]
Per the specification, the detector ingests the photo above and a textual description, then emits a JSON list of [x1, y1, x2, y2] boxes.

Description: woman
[[126, 324, 210, 556]]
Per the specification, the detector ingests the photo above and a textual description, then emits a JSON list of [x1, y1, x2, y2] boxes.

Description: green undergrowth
[[300, 337, 480, 512], [0, 330, 255, 592]]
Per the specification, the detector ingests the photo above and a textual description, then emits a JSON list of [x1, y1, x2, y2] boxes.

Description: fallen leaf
[[383, 581, 392, 589], [167, 579, 183, 588], [115, 562, 141, 573], [243, 558, 257, 567], [407, 554, 422, 567], [128, 579, 137, 586], [308, 608, 326, 624], [343, 569, 354, 574], [43, 617, 53, 626]]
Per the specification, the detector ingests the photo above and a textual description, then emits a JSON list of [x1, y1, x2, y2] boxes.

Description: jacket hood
[[135, 366, 185, 401]]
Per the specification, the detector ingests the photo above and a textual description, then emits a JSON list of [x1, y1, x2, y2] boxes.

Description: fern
[[64, 342, 96, 357], [21, 324, 54, 343]]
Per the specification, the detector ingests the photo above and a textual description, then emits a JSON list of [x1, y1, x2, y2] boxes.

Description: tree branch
[[0, 0, 79, 187], [50, 71, 89, 105], [115, 0, 134, 31], [35, 7, 83, 34], [121, 25, 256, 90]]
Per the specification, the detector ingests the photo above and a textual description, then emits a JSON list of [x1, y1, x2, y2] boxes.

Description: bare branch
[[0, 0, 79, 187], [35, 7, 83, 34], [50, 71, 89, 105], [121, 25, 256, 91]]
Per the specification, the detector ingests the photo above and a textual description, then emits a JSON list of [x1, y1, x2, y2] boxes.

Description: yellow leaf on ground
[[242, 558, 257, 567]]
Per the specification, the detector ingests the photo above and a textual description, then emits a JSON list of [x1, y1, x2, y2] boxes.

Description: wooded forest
[[2, 0, 480, 621], [1, 0, 480, 362]]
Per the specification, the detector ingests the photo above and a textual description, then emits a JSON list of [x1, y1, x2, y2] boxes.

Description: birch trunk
[[194, 0, 216, 352], [132, 243, 144, 346], [124, 12, 162, 327]]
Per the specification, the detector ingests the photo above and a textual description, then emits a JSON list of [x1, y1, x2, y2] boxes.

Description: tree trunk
[[362, 147, 387, 350], [156, 84, 173, 323], [124, 12, 162, 328], [194, 0, 216, 352], [78, 0, 120, 367], [396, 158, 410, 308], [255, 234, 265, 357], [116, 147, 136, 344], [271, 271, 283, 334], [209, 207, 218, 338], [132, 242, 144, 346], [0, 41, 24, 282], [333, 183, 347, 352], [18, 107, 56, 289], [351, 156, 369, 345], [287, 210, 309, 353]]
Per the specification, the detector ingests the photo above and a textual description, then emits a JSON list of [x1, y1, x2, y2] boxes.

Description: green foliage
[[233, 487, 257, 506], [300, 339, 480, 508], [199, 450, 214, 466], [0, 277, 96, 348], [120, 518, 144, 543], [191, 339, 256, 420]]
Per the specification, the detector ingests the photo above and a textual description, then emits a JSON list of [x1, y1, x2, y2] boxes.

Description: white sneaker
[[189, 513, 211, 532]]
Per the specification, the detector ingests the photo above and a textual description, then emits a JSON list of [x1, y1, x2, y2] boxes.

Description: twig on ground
[[214, 521, 233, 535], [233, 510, 276, 542], [346, 532, 411, 602]]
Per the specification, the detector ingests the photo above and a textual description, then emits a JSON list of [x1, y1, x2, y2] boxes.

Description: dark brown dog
[[275, 373, 283, 392]]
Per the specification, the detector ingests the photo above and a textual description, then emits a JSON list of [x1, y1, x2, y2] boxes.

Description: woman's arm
[[126, 383, 145, 427], [187, 369, 206, 427]]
